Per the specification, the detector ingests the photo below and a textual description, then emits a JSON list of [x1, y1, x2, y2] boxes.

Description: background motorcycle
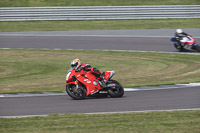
[[170, 36, 200, 52], [66, 68, 124, 100]]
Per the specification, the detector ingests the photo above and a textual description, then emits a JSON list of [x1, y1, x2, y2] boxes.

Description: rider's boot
[[99, 72, 107, 88]]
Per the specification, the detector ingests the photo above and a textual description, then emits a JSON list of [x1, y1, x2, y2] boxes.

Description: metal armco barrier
[[0, 5, 200, 21]]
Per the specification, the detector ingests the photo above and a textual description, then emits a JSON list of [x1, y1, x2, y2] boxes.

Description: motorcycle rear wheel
[[107, 80, 124, 98], [66, 84, 86, 100]]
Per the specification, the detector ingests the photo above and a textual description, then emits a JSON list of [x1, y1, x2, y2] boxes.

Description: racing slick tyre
[[174, 43, 184, 52], [174, 43, 181, 49], [107, 80, 124, 98], [66, 84, 86, 100]]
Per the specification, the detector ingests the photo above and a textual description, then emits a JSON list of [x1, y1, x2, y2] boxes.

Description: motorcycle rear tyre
[[107, 80, 124, 98], [66, 84, 86, 100]]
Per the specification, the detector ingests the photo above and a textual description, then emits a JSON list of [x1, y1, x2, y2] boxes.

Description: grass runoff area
[[0, 19, 200, 32], [1, 49, 200, 94], [0, 110, 200, 132]]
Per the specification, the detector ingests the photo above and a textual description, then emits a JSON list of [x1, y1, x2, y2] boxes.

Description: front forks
[[75, 81, 79, 89]]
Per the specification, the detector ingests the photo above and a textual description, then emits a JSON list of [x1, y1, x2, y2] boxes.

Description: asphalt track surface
[[0, 87, 200, 116], [0, 28, 200, 52], [0, 29, 200, 117]]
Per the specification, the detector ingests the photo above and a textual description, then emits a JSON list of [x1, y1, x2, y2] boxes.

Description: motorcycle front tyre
[[66, 84, 86, 100], [174, 43, 185, 52]]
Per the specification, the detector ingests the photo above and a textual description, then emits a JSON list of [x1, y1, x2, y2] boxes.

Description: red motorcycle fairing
[[66, 68, 102, 96], [104, 71, 115, 80], [76, 72, 102, 96]]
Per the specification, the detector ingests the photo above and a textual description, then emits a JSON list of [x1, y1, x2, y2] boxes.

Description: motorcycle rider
[[174, 29, 190, 48], [70, 58, 106, 86]]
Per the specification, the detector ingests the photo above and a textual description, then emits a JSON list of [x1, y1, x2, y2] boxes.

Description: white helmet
[[176, 29, 183, 34], [71, 58, 81, 68]]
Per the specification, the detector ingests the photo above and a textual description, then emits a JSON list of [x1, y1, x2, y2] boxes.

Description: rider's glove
[[75, 67, 82, 72]]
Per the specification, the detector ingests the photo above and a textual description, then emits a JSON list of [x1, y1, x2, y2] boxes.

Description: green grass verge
[[1, 49, 200, 94], [0, 0, 199, 7], [0, 19, 200, 32], [0, 110, 200, 133]]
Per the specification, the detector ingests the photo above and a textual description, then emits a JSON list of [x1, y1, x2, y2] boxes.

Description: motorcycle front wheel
[[66, 84, 86, 100], [174, 43, 184, 51], [107, 80, 124, 98]]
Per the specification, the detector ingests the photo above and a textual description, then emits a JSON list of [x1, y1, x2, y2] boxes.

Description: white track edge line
[[0, 83, 200, 98], [1, 48, 200, 55], [1, 108, 200, 118], [0, 34, 199, 38], [85, 108, 200, 114]]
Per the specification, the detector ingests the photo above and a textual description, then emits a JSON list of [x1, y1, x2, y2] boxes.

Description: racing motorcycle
[[170, 35, 200, 52], [66, 67, 124, 100]]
